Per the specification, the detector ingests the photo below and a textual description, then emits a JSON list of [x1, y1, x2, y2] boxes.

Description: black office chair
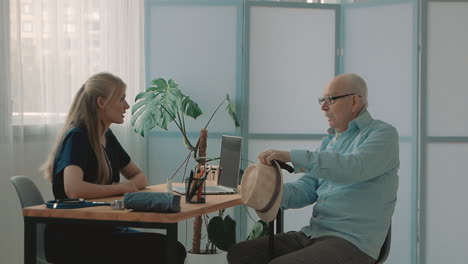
[[11, 176, 50, 264], [376, 225, 392, 264]]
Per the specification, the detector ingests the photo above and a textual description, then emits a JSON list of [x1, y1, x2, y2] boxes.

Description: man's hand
[[258, 149, 291, 166]]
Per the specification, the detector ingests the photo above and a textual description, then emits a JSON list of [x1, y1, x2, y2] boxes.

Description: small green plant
[[246, 219, 269, 240]]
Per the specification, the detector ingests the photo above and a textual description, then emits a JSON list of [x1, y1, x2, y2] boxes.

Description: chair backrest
[[11, 176, 45, 208], [10, 176, 50, 264], [376, 225, 392, 264]]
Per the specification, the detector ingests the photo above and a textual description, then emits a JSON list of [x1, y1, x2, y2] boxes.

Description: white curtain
[[0, 1, 11, 142], [7, 0, 147, 169], [0, 0, 146, 262]]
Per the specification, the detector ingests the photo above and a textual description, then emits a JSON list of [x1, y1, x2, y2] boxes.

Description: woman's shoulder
[[63, 126, 89, 143], [54, 126, 92, 164], [68, 126, 86, 134]]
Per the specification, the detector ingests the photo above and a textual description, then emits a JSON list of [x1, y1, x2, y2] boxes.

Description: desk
[[22, 184, 242, 264]]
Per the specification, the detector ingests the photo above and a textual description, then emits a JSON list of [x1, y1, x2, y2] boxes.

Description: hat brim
[[255, 162, 283, 223]]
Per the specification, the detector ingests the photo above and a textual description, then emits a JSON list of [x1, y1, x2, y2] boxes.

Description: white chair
[[376, 225, 391, 264], [10, 175, 50, 264]]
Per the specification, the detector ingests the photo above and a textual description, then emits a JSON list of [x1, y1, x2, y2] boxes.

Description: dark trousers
[[45, 224, 186, 264], [227, 231, 376, 264]]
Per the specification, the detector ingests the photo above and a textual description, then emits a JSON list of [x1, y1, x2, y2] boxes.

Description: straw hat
[[240, 161, 283, 222]]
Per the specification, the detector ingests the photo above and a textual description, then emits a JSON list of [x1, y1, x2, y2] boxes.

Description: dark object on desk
[[123, 192, 181, 212], [46, 198, 110, 209], [185, 173, 206, 204]]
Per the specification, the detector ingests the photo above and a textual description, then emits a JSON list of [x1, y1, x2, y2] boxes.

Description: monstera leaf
[[131, 78, 202, 138], [131, 78, 240, 154]]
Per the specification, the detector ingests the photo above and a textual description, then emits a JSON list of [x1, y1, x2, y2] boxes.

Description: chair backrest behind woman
[[11, 175, 50, 264]]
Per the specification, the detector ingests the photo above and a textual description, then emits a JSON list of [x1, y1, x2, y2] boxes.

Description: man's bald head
[[331, 73, 368, 110]]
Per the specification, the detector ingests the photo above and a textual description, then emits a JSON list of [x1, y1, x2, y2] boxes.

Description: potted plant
[[207, 209, 270, 249], [191, 207, 269, 263], [130, 77, 240, 259]]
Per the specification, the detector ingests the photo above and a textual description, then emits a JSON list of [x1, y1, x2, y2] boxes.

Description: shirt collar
[[327, 109, 373, 135]]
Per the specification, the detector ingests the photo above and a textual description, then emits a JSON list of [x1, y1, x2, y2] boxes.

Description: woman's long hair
[[41, 72, 126, 184]]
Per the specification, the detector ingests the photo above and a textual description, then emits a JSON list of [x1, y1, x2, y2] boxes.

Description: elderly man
[[228, 73, 399, 264]]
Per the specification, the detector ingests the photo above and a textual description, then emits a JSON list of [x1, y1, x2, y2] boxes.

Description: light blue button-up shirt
[[282, 110, 399, 260]]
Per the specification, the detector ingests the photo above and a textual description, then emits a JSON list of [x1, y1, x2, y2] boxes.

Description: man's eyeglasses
[[317, 93, 356, 105]]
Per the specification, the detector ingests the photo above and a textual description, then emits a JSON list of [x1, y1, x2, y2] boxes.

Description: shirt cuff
[[291, 149, 318, 174], [280, 183, 292, 210]]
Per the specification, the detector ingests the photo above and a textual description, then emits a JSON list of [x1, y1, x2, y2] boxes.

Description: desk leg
[[24, 218, 36, 264], [166, 223, 178, 264]]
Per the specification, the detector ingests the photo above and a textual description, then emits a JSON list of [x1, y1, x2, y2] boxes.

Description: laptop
[[173, 135, 242, 195]]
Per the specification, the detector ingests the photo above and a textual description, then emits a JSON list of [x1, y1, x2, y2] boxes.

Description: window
[[10, 0, 106, 125]]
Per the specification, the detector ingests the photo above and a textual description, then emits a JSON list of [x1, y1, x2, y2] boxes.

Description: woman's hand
[[258, 149, 291, 165], [121, 161, 148, 190], [116, 181, 139, 193]]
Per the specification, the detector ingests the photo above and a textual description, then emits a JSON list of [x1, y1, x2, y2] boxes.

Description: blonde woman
[[41, 72, 186, 264]]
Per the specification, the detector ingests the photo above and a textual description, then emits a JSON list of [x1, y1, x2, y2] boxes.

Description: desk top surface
[[23, 184, 242, 223]]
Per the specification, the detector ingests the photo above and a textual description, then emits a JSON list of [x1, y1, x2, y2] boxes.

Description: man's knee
[[267, 253, 302, 264], [227, 240, 262, 264], [268, 258, 282, 264], [227, 242, 244, 263]]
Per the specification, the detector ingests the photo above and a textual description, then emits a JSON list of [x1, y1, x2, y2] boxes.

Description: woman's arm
[[120, 161, 148, 190], [63, 165, 139, 199]]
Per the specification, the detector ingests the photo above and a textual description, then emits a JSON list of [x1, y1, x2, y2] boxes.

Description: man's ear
[[351, 95, 361, 113], [97, 96, 106, 109]]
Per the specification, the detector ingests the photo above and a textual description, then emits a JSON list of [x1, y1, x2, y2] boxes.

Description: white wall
[[243, 1, 338, 238], [423, 2, 468, 263]]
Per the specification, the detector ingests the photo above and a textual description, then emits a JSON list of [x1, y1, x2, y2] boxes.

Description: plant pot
[[185, 249, 228, 264]]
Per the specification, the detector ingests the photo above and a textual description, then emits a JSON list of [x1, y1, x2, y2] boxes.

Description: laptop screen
[[218, 135, 242, 189]]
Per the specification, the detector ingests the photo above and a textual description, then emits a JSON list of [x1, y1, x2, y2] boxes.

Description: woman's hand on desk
[[114, 181, 139, 193], [121, 161, 148, 190]]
